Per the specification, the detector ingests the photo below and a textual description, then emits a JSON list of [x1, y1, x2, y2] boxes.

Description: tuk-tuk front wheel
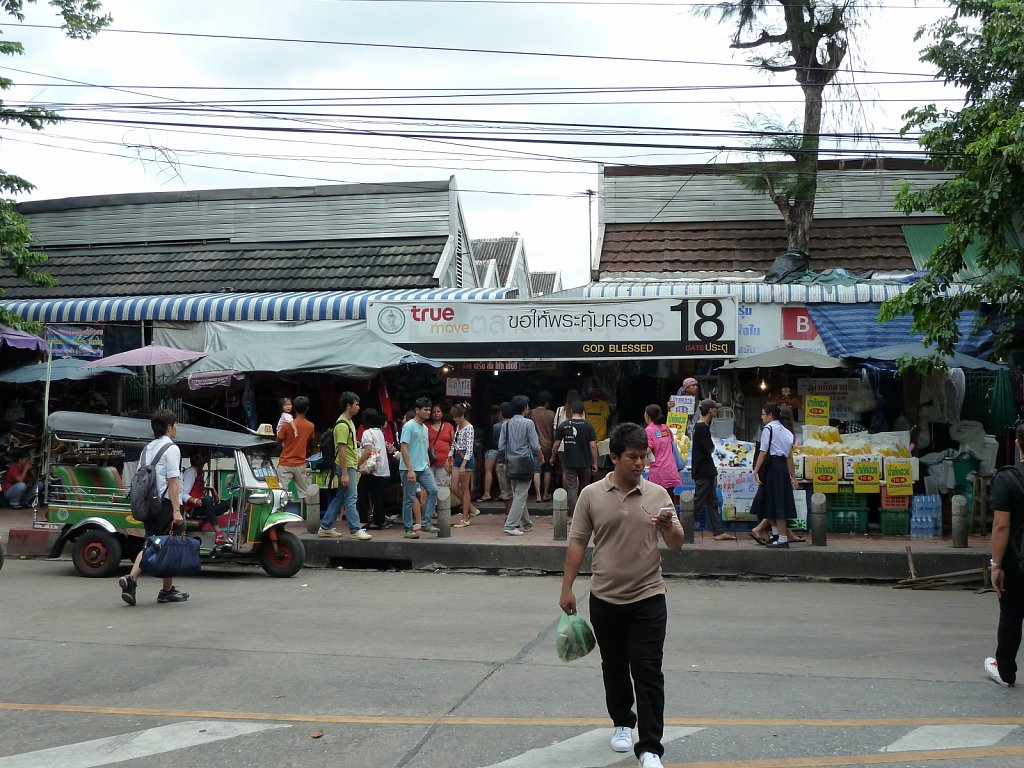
[[260, 530, 304, 578], [72, 530, 123, 578]]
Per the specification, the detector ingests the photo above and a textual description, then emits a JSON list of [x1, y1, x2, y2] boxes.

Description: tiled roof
[[530, 272, 558, 295], [599, 218, 943, 275], [0, 237, 447, 299], [471, 237, 518, 285]]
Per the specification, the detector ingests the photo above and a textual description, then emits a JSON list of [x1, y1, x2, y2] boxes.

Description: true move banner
[[367, 297, 738, 361]]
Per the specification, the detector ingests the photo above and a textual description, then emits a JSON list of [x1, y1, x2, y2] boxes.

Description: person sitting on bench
[[181, 447, 232, 545]]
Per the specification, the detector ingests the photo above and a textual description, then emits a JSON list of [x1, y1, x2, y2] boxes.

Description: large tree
[[0, 1, 109, 330], [702, 1, 863, 258], [880, 0, 1024, 360]]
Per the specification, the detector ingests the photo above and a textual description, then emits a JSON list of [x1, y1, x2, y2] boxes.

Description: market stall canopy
[[47, 410, 275, 449], [844, 342, 1006, 371], [174, 322, 441, 385], [81, 344, 206, 369], [718, 345, 847, 370], [0, 357, 134, 383], [0, 325, 46, 351]]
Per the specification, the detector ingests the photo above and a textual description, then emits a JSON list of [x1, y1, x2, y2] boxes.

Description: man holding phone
[[560, 422, 684, 768]]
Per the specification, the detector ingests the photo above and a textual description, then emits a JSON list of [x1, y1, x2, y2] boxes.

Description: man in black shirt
[[985, 424, 1024, 687], [550, 401, 598, 517], [692, 399, 734, 541]]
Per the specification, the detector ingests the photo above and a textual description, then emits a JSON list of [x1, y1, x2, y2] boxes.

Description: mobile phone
[[657, 506, 675, 520]]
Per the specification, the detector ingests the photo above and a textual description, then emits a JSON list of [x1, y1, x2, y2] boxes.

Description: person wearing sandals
[[750, 403, 801, 548], [479, 404, 502, 502], [428, 404, 455, 490], [450, 405, 481, 527], [749, 405, 805, 545], [692, 400, 735, 541]]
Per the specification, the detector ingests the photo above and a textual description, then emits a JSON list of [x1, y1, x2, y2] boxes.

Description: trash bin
[[950, 455, 980, 492]]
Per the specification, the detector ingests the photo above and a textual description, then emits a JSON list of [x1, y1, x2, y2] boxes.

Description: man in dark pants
[[118, 409, 189, 606], [985, 423, 1024, 687], [692, 399, 735, 541], [560, 423, 684, 768]]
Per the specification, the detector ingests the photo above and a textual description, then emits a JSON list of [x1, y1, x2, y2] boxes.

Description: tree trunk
[[790, 82, 825, 253]]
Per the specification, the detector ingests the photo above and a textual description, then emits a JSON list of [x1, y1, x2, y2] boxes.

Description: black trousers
[[693, 475, 723, 534], [996, 569, 1024, 685], [589, 593, 667, 759], [358, 473, 390, 527]]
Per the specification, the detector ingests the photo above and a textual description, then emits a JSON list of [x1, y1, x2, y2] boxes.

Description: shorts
[[453, 451, 476, 471], [433, 465, 451, 488], [484, 449, 498, 462], [144, 498, 175, 537]]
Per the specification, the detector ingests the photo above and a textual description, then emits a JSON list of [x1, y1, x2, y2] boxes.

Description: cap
[[699, 399, 721, 415], [255, 423, 275, 437], [682, 377, 699, 391]]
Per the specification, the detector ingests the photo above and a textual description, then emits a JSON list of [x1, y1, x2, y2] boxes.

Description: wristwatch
[[990, 560, 1002, 569]]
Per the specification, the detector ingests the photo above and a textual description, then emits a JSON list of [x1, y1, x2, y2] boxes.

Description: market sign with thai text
[[366, 298, 738, 361]]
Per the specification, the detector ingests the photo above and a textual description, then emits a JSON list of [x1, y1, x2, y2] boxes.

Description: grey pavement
[[0, 559, 1021, 768]]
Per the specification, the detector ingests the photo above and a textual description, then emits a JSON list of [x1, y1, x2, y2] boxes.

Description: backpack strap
[[144, 441, 174, 499]]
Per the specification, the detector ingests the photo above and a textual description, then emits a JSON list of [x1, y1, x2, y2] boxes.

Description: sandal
[[453, 519, 471, 528], [748, 532, 768, 545], [470, 508, 481, 517], [479, 495, 492, 502], [789, 534, 806, 543]]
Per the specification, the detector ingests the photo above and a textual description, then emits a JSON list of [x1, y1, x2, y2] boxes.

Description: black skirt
[[751, 455, 797, 522]]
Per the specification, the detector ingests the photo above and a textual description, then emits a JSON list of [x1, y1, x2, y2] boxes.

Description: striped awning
[[0, 288, 514, 324], [547, 281, 971, 304]]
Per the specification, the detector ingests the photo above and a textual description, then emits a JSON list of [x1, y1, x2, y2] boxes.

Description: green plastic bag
[[556, 612, 596, 662]]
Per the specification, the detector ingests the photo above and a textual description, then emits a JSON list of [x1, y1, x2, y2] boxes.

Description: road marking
[[880, 724, 1018, 752], [480, 727, 703, 768], [663, 745, 1024, 767], [0, 720, 290, 768], [1, 702, 1024, 727]]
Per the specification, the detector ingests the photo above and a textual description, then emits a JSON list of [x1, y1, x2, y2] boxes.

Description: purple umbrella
[[81, 344, 207, 369], [0, 326, 46, 352]]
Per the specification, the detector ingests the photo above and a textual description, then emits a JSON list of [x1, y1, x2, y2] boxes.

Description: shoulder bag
[[140, 533, 201, 577], [753, 425, 773, 482]]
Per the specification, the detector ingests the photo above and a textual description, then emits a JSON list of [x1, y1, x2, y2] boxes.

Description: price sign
[[853, 458, 881, 493], [666, 412, 689, 434], [445, 377, 473, 398], [804, 394, 831, 426], [884, 459, 913, 496], [670, 395, 695, 414], [812, 457, 840, 494]]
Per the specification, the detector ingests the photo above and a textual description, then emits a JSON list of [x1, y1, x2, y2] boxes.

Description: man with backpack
[[319, 392, 372, 540], [985, 423, 1024, 687], [118, 409, 189, 606]]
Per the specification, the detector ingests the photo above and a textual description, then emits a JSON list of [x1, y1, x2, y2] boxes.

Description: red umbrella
[[82, 344, 207, 369]]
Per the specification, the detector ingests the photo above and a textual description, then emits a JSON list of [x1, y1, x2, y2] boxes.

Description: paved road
[[0, 559, 1021, 767]]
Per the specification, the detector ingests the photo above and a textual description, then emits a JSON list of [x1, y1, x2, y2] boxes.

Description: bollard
[[307, 483, 322, 535], [436, 486, 452, 538], [679, 490, 694, 545], [951, 494, 968, 548], [552, 488, 568, 541], [811, 492, 827, 547]]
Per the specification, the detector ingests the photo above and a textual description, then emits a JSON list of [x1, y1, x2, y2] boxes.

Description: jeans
[[562, 465, 591, 515], [322, 466, 360, 532], [5, 481, 40, 508], [590, 593, 667, 759], [996, 568, 1024, 685], [402, 468, 438, 531], [694, 475, 724, 534], [504, 478, 533, 531]]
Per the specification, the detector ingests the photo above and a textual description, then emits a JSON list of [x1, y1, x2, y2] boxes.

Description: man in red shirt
[[2, 450, 40, 509], [277, 395, 317, 528]]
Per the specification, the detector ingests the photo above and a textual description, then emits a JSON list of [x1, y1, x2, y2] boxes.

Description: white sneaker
[[984, 656, 1011, 687], [610, 726, 632, 753], [639, 752, 664, 768], [352, 529, 372, 541]]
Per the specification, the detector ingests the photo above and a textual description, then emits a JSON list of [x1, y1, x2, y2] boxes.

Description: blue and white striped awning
[[547, 281, 971, 304], [0, 288, 514, 324]]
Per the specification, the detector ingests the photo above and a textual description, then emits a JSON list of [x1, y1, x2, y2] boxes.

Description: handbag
[[507, 454, 538, 479], [140, 534, 201, 577], [754, 425, 773, 482], [671, 438, 685, 472]]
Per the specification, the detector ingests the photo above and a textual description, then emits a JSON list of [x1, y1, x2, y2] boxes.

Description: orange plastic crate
[[880, 487, 911, 510]]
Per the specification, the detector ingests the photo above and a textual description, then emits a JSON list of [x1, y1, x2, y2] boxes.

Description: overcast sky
[[3, 0, 960, 288]]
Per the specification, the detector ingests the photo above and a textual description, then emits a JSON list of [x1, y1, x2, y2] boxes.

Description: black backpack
[[320, 417, 355, 473], [129, 441, 172, 522]]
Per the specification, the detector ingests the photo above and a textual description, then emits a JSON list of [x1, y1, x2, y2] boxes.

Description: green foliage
[[880, 0, 1024, 359], [0, 1, 109, 330]]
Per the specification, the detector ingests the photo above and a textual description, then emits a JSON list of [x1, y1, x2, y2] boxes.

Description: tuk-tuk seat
[[48, 465, 127, 506]]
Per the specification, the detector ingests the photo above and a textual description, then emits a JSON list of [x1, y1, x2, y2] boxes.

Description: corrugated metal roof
[[0, 238, 449, 299], [471, 237, 518, 285], [599, 218, 937, 275], [0, 288, 514, 324], [902, 222, 1021, 279], [529, 272, 558, 295]]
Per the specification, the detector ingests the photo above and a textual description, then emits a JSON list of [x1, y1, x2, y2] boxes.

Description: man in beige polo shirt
[[560, 422, 684, 768]]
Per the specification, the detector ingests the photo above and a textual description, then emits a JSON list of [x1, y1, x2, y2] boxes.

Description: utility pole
[[584, 189, 596, 266]]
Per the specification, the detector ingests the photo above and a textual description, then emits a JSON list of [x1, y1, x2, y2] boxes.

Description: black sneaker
[[118, 575, 137, 606], [157, 587, 190, 603]]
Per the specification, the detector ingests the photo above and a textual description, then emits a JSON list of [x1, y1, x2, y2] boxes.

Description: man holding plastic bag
[[559, 422, 684, 768]]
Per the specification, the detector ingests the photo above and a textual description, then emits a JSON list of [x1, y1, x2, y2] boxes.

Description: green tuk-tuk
[[42, 411, 305, 578]]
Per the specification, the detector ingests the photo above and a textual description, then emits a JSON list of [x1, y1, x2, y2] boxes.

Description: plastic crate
[[880, 488, 911, 510], [828, 507, 868, 533], [826, 491, 869, 512], [881, 510, 910, 535]]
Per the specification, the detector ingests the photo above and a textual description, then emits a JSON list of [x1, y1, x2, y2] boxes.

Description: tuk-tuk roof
[[47, 411, 277, 450]]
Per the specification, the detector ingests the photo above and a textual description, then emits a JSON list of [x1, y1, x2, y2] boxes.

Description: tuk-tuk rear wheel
[[72, 530, 123, 578], [260, 530, 304, 578]]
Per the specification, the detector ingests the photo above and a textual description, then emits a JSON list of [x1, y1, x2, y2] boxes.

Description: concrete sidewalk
[[1, 501, 993, 581]]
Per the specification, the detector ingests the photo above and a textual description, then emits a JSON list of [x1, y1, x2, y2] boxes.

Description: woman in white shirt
[[357, 409, 393, 530], [750, 403, 801, 548], [449, 404, 481, 527]]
